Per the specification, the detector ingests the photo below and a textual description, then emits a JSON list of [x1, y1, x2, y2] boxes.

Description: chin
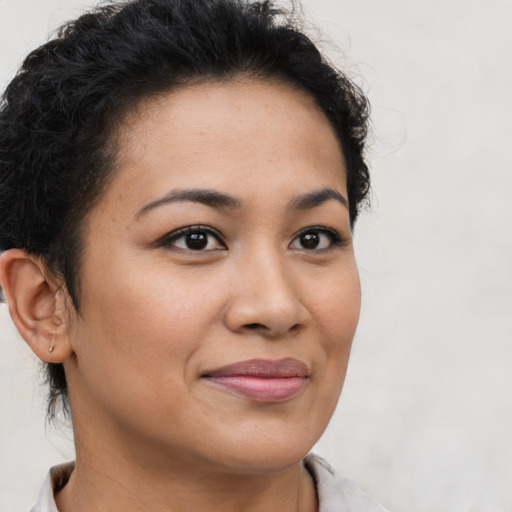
[[214, 446, 312, 475], [201, 422, 324, 475]]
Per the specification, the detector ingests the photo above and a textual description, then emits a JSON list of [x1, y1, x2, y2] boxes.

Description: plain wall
[[1, 1, 511, 511]]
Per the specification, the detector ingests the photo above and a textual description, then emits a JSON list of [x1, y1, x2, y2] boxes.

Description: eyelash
[[158, 225, 226, 251], [291, 226, 346, 251], [157, 225, 345, 252]]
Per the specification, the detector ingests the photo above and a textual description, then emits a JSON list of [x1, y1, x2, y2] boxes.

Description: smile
[[201, 358, 310, 402]]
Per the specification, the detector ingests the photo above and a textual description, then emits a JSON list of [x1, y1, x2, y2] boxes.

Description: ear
[[0, 249, 74, 363]]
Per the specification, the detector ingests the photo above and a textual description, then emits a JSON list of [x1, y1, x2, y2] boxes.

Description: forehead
[[97, 79, 347, 218]]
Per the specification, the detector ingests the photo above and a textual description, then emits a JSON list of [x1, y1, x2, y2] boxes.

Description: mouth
[[201, 358, 309, 402]]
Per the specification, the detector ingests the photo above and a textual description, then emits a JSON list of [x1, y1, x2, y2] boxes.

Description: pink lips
[[202, 358, 309, 402]]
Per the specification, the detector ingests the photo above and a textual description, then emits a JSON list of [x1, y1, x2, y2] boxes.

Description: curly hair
[[0, 0, 370, 418]]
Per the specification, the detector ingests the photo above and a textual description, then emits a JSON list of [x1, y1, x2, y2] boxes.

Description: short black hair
[[0, 0, 370, 418]]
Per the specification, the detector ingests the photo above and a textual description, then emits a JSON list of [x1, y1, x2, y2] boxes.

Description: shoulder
[[304, 454, 390, 512]]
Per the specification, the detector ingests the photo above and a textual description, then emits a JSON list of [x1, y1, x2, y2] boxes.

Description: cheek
[[310, 267, 361, 390], [73, 257, 226, 391], [314, 268, 361, 346], [83, 252, 219, 333], [68, 263, 229, 431]]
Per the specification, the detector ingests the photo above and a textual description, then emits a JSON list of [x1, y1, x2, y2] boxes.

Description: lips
[[201, 358, 309, 402]]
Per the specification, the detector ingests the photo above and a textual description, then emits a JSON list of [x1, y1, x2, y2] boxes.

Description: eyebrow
[[135, 186, 348, 219], [289, 188, 348, 211], [136, 188, 242, 218]]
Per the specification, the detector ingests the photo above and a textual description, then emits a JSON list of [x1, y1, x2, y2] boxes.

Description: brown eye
[[289, 227, 342, 251], [185, 231, 209, 250], [161, 226, 226, 251], [300, 232, 321, 249]]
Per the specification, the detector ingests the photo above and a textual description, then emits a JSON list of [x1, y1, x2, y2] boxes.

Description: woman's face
[[65, 80, 361, 473]]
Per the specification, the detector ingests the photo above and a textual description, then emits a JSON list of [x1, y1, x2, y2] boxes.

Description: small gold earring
[[48, 345, 55, 354]]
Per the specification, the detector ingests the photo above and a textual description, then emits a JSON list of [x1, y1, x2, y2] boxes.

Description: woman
[[0, 0, 386, 510]]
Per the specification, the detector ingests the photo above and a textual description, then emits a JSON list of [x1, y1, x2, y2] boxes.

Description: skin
[[1, 79, 361, 512]]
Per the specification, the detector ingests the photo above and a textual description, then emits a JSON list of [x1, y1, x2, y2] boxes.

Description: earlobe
[[0, 249, 74, 363]]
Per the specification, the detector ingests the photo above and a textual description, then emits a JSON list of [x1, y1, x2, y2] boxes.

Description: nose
[[223, 249, 310, 338]]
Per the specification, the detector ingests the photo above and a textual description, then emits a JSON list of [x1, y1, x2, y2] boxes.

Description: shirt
[[30, 454, 388, 512]]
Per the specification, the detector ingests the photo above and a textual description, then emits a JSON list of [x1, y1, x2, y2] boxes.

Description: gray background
[[1, 0, 511, 511]]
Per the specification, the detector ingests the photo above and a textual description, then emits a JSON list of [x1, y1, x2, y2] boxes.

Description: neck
[[56, 452, 317, 512], [55, 422, 318, 512]]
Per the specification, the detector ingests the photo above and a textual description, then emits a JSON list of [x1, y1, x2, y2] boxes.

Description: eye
[[159, 226, 226, 251], [289, 227, 343, 251]]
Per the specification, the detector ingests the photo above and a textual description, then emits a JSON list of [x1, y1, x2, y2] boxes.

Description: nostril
[[243, 322, 302, 334], [290, 323, 301, 333], [245, 323, 265, 330]]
